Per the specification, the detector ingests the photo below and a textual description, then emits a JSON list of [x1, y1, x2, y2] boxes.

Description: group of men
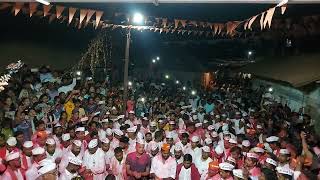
[[0, 65, 318, 180]]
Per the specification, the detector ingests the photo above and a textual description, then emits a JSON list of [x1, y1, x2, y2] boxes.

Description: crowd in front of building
[[0, 65, 319, 180]]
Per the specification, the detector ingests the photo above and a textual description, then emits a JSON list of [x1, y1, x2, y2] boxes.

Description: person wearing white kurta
[[59, 168, 79, 180], [46, 147, 62, 162], [195, 146, 213, 176], [59, 141, 83, 174], [178, 166, 192, 180], [83, 147, 106, 180], [59, 156, 82, 180], [1, 168, 24, 180], [26, 147, 47, 180]]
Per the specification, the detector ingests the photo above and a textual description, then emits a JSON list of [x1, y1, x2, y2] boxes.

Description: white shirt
[[179, 166, 192, 180], [185, 147, 202, 160], [58, 78, 77, 94], [83, 148, 106, 180], [195, 157, 213, 176], [26, 162, 40, 180], [1, 168, 24, 180], [59, 150, 83, 174], [150, 154, 177, 179], [46, 148, 63, 161], [59, 169, 78, 180]]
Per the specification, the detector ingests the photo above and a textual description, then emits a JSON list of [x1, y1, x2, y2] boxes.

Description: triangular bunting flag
[[95, 11, 103, 29], [29, 2, 38, 17], [281, 5, 287, 15], [244, 21, 248, 30], [68, 7, 77, 24], [263, 7, 275, 28], [56, 5, 65, 19], [260, 12, 266, 30], [174, 19, 179, 29], [0, 3, 12, 11], [162, 18, 168, 28], [14, 2, 24, 16], [217, 24, 224, 35], [181, 20, 187, 28], [79, 9, 88, 28], [48, 14, 56, 23], [43, 4, 52, 17], [213, 24, 218, 34], [248, 15, 258, 30], [85, 10, 95, 26]]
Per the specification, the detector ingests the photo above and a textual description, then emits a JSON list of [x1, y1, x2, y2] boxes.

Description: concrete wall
[[252, 78, 320, 123]]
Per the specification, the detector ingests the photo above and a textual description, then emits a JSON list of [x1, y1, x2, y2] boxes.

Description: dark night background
[[0, 3, 320, 75]]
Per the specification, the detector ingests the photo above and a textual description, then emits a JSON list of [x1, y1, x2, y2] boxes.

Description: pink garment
[[110, 156, 126, 180], [249, 167, 261, 177]]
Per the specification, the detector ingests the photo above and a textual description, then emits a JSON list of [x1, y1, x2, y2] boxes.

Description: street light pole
[[123, 29, 131, 114]]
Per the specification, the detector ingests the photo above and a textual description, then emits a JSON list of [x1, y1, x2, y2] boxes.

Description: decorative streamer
[[248, 15, 258, 30], [174, 19, 179, 28], [14, 2, 24, 16], [85, 10, 95, 26], [260, 12, 266, 30], [162, 18, 168, 28], [29, 2, 38, 17], [263, 7, 275, 28], [181, 20, 187, 28], [43, 4, 52, 17], [79, 9, 88, 28], [281, 5, 287, 15], [244, 21, 248, 30], [68, 7, 77, 24], [95, 11, 103, 29], [56, 5, 65, 19], [213, 24, 218, 34]]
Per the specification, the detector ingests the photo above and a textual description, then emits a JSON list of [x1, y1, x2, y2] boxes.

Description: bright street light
[[36, 0, 50, 5], [248, 51, 253, 55], [268, 87, 273, 92], [156, 57, 160, 61], [141, 97, 145, 102], [128, 81, 132, 86], [133, 13, 144, 24], [165, 75, 169, 79], [75, 71, 81, 76], [152, 59, 156, 63], [176, 80, 180, 84], [191, 90, 196, 95], [183, 86, 186, 90]]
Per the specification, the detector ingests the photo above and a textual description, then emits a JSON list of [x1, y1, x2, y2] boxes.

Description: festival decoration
[[0, 1, 299, 39], [0, 60, 24, 92]]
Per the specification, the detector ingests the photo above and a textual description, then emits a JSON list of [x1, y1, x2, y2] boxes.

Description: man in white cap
[[61, 133, 71, 155], [140, 117, 150, 135], [36, 161, 58, 180], [2, 152, 24, 180], [21, 141, 33, 171], [195, 146, 213, 176], [52, 123, 63, 148], [278, 149, 291, 169], [266, 136, 280, 156], [244, 152, 261, 178], [219, 162, 234, 180], [98, 118, 110, 140], [111, 129, 123, 150], [100, 138, 114, 175], [59, 140, 83, 174], [6, 137, 18, 154], [127, 126, 138, 154], [83, 139, 105, 180], [174, 144, 184, 164], [75, 127, 88, 150], [126, 139, 151, 179], [175, 132, 190, 155], [46, 138, 62, 164], [26, 147, 47, 180], [185, 136, 201, 160], [231, 112, 245, 135], [148, 141, 159, 159], [59, 157, 82, 180]]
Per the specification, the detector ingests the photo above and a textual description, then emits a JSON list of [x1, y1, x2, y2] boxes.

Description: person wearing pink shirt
[[20, 141, 33, 171], [244, 153, 261, 178], [110, 147, 127, 180], [150, 143, 177, 180]]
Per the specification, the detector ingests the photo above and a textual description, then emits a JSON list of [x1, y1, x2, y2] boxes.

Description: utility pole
[[123, 29, 131, 114]]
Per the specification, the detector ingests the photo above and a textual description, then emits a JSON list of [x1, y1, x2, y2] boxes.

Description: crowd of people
[[0, 65, 319, 180]]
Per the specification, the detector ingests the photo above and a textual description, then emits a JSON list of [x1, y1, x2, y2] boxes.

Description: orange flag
[[43, 4, 52, 17], [56, 5, 65, 19], [263, 7, 275, 28], [29, 2, 38, 17], [85, 10, 95, 26], [95, 11, 103, 29], [68, 7, 77, 24], [248, 15, 258, 30], [260, 12, 266, 30], [14, 2, 24, 16], [79, 9, 88, 28]]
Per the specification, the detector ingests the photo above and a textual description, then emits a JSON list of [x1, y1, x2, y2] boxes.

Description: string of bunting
[[0, 1, 288, 38]]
